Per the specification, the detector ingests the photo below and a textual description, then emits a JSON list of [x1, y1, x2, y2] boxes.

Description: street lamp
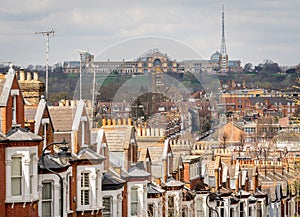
[[41, 139, 71, 217], [206, 191, 223, 217]]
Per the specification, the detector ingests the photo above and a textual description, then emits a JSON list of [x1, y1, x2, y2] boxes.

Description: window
[[81, 116, 87, 146], [168, 196, 175, 217], [11, 89, 19, 125], [11, 157, 22, 196], [103, 197, 112, 217], [196, 198, 204, 217], [81, 172, 90, 205], [12, 95, 17, 124], [230, 208, 234, 217], [30, 155, 34, 194], [96, 172, 100, 205], [131, 188, 138, 216], [42, 182, 52, 217], [240, 202, 244, 217], [182, 206, 188, 217], [148, 203, 154, 217]]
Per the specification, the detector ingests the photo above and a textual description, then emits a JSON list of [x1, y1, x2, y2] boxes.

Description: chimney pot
[[102, 118, 106, 126], [26, 72, 32, 81], [20, 70, 25, 81], [33, 72, 38, 81]]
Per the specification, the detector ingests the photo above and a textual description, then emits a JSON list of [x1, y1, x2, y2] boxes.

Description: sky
[[0, 0, 299, 68]]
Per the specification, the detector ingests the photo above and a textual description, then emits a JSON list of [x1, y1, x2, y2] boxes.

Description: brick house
[[3, 127, 43, 217], [0, 64, 25, 134]]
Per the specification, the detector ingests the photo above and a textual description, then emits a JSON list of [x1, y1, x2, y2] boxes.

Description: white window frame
[[42, 182, 53, 217], [76, 165, 99, 211], [81, 172, 90, 206], [131, 187, 139, 216], [41, 118, 50, 149], [103, 196, 112, 217], [6, 146, 38, 203], [11, 156, 22, 196], [29, 154, 35, 194], [11, 89, 19, 125], [81, 116, 87, 146]]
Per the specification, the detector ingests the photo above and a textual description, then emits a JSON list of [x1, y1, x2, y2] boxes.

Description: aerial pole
[[220, 5, 228, 73], [91, 64, 96, 127], [35, 29, 55, 100]]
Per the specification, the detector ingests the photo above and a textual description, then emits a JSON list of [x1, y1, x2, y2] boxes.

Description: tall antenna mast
[[35, 29, 55, 100], [220, 5, 228, 73], [220, 5, 227, 55]]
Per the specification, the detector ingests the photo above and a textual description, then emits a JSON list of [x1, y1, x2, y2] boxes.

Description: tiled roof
[[24, 105, 37, 121], [102, 125, 134, 152], [48, 106, 76, 132], [139, 143, 164, 162]]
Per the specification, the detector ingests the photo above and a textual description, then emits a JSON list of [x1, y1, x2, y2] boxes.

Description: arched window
[[154, 59, 162, 67]]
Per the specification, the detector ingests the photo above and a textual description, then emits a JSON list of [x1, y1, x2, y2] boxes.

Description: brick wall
[[0, 143, 6, 215], [5, 202, 38, 217]]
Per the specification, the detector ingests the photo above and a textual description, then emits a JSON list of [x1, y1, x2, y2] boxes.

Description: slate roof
[[128, 167, 150, 178], [102, 173, 125, 191], [163, 177, 184, 187], [77, 147, 105, 161], [38, 153, 68, 170], [148, 182, 165, 194], [7, 128, 42, 141]]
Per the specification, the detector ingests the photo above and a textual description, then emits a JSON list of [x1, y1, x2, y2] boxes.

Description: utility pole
[[91, 64, 100, 128], [78, 49, 88, 100], [35, 29, 55, 100]]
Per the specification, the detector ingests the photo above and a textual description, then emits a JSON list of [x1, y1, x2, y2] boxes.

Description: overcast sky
[[0, 0, 299, 67]]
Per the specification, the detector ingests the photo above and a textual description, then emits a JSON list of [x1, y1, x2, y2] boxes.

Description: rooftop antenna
[[35, 29, 55, 100]]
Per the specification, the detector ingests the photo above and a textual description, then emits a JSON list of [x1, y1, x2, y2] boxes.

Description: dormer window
[[11, 89, 19, 125], [81, 116, 87, 147], [42, 118, 50, 148]]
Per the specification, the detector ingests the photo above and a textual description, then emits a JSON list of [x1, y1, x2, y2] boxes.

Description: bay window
[[81, 172, 90, 205], [11, 156, 22, 196]]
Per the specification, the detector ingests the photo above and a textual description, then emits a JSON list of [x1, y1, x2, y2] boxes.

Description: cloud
[[0, 0, 299, 66]]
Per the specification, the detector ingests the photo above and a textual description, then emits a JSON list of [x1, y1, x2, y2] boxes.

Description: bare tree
[[238, 132, 246, 153], [220, 132, 228, 149]]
